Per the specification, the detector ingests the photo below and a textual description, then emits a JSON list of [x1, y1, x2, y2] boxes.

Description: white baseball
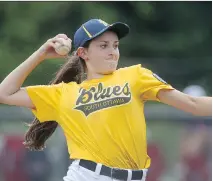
[[54, 38, 71, 56]]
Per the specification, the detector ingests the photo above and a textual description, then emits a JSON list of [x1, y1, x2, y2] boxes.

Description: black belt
[[72, 159, 143, 180]]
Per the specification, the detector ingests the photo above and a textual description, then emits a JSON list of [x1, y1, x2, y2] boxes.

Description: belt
[[72, 159, 144, 181]]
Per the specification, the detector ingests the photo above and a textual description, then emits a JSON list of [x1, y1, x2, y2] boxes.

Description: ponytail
[[24, 42, 90, 151]]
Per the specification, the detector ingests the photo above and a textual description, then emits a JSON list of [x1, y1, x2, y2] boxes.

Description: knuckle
[[56, 33, 68, 38]]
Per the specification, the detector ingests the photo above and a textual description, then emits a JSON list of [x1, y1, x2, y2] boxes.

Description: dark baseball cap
[[74, 19, 130, 49]]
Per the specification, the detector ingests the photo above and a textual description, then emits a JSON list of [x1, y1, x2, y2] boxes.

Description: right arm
[[0, 50, 43, 109], [0, 34, 71, 109]]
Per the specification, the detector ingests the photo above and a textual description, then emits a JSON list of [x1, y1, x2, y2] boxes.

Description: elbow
[[0, 94, 4, 104], [0, 89, 8, 104], [0, 85, 12, 104], [188, 96, 200, 116], [190, 97, 207, 117], [0, 87, 5, 104], [0, 89, 3, 104], [0, 93, 6, 104]]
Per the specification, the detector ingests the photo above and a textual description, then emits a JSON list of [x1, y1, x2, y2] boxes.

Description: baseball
[[54, 38, 71, 56]]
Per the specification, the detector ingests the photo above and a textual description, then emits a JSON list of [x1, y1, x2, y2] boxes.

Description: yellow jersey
[[26, 64, 174, 169]]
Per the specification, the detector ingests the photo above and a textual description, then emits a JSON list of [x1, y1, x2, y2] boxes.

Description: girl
[[0, 19, 211, 181]]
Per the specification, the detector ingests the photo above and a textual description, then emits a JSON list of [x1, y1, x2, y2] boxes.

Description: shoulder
[[117, 64, 141, 71], [117, 64, 141, 73], [26, 81, 77, 90], [116, 64, 149, 75], [60, 81, 78, 90]]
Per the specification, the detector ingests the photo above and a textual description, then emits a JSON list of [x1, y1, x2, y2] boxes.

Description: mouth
[[105, 59, 117, 64], [103, 59, 118, 69], [108, 62, 117, 69]]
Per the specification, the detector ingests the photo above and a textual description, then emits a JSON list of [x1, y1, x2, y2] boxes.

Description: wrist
[[34, 49, 46, 62]]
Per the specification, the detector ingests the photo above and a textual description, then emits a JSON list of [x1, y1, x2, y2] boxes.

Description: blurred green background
[[0, 2, 212, 181], [0, 1, 211, 93]]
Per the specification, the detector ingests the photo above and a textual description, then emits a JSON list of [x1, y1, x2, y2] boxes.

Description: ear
[[77, 47, 88, 61]]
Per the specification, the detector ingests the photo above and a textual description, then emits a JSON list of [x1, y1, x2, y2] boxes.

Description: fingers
[[67, 38, 72, 44], [44, 34, 72, 55], [55, 33, 68, 40], [47, 41, 57, 49], [47, 35, 72, 45], [55, 34, 72, 44], [48, 37, 64, 44]]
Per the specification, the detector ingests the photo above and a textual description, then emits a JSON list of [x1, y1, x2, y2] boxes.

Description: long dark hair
[[23, 41, 90, 151]]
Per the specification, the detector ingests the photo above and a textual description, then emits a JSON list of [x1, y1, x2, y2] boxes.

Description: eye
[[100, 44, 107, 49], [114, 44, 119, 49]]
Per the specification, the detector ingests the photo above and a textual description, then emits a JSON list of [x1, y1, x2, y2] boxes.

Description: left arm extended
[[158, 89, 212, 116]]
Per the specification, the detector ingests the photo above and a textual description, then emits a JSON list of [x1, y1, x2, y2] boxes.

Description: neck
[[86, 72, 104, 81]]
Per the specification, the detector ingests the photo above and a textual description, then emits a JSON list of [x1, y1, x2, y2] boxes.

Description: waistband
[[70, 159, 148, 181]]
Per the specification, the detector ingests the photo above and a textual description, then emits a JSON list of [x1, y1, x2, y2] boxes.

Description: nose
[[108, 47, 118, 59]]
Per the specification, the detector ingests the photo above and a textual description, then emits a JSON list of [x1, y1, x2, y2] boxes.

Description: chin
[[105, 67, 117, 74], [101, 67, 116, 75], [103, 70, 114, 75], [100, 63, 118, 75]]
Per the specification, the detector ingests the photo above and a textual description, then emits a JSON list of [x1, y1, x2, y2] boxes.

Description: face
[[78, 31, 120, 75]]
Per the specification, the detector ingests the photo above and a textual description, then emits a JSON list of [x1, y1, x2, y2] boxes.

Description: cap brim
[[86, 22, 130, 43], [107, 22, 130, 39]]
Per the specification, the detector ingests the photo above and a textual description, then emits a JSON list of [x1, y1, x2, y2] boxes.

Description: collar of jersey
[[80, 72, 114, 86]]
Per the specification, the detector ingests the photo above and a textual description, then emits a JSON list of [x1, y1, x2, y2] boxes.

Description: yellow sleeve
[[25, 83, 63, 122], [136, 64, 174, 102]]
